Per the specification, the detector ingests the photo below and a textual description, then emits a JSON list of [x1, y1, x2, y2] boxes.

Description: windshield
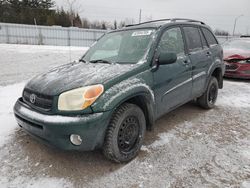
[[223, 39, 250, 50], [82, 29, 156, 64]]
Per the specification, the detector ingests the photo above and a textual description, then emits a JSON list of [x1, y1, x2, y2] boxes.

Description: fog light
[[70, 134, 82, 146]]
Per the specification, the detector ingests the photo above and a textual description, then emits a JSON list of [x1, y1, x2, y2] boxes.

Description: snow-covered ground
[[0, 44, 249, 188], [0, 44, 88, 86], [0, 83, 25, 148]]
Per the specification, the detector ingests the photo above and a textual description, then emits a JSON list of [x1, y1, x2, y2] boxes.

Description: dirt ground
[[0, 44, 249, 188]]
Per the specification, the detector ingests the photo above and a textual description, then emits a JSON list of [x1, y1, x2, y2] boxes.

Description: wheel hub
[[118, 116, 140, 153]]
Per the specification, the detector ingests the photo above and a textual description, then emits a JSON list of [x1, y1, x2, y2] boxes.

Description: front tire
[[103, 103, 146, 163], [197, 76, 219, 109]]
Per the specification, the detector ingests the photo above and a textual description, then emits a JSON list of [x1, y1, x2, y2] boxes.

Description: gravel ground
[[0, 44, 249, 188]]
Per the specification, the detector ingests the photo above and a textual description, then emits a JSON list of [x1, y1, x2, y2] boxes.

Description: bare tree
[[113, 20, 117, 30], [124, 18, 135, 25], [118, 21, 126, 28], [81, 18, 90, 28], [145, 15, 153, 22], [65, 0, 83, 26]]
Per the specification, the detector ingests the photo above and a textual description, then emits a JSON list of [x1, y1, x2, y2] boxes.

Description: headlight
[[239, 60, 250, 64], [58, 84, 104, 111]]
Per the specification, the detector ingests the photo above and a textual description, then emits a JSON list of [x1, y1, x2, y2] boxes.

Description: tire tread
[[197, 76, 218, 109], [103, 103, 139, 162]]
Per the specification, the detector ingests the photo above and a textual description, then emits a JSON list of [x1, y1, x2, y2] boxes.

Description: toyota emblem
[[30, 94, 36, 104]]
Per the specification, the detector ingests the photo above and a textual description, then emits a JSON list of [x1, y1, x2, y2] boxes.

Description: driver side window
[[158, 27, 185, 55]]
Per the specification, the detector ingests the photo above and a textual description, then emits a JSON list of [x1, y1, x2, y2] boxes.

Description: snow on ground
[[0, 83, 25, 147], [0, 80, 249, 188], [0, 83, 75, 188], [0, 44, 87, 188], [218, 81, 250, 108], [241, 181, 250, 188], [86, 80, 250, 188], [0, 176, 73, 188], [0, 44, 249, 188], [0, 44, 88, 86]]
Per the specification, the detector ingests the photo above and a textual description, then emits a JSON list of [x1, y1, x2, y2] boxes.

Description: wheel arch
[[211, 67, 223, 89], [108, 92, 155, 131], [92, 80, 155, 130], [124, 94, 155, 131]]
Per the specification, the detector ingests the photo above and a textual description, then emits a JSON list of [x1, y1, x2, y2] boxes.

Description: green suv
[[14, 18, 224, 162]]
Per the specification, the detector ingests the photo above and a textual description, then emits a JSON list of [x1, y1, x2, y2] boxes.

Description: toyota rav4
[[14, 18, 225, 162]]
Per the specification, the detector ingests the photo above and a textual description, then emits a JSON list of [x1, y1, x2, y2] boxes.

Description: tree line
[[0, 0, 127, 29], [0, 0, 230, 34], [214, 29, 229, 36]]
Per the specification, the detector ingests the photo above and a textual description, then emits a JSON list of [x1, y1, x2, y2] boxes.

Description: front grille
[[23, 89, 53, 111], [225, 64, 238, 71]]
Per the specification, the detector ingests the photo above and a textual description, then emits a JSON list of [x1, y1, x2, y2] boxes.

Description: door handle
[[183, 59, 190, 65], [206, 51, 212, 57]]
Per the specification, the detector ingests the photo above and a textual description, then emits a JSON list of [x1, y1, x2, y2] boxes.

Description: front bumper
[[14, 98, 111, 151], [224, 71, 250, 79], [224, 62, 250, 79]]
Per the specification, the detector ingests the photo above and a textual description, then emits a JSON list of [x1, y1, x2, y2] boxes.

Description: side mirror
[[158, 52, 177, 65]]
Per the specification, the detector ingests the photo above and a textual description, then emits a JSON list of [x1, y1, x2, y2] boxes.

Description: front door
[[153, 27, 192, 118]]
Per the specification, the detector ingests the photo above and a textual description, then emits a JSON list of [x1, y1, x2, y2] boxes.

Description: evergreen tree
[[0, 0, 55, 25], [54, 8, 71, 27], [0, 0, 137, 29], [73, 13, 82, 27]]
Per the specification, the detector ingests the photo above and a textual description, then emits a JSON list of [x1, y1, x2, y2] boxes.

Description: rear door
[[201, 27, 221, 72], [153, 27, 192, 118], [183, 26, 213, 97]]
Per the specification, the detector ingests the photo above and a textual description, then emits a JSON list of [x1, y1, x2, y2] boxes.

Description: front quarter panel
[[92, 76, 155, 113]]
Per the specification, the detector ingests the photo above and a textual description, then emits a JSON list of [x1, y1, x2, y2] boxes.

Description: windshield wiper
[[89, 59, 113, 64], [79, 59, 86, 63]]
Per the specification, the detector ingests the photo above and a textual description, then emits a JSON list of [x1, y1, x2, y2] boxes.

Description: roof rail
[[170, 18, 205, 25], [125, 18, 205, 27], [125, 19, 171, 27]]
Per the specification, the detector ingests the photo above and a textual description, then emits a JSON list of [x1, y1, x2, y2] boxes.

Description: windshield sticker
[[132, 30, 153, 37]]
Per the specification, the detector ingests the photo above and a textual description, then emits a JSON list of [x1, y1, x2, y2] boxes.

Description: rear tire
[[103, 103, 146, 163], [197, 76, 219, 109]]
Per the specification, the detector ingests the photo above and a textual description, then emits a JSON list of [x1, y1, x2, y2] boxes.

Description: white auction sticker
[[132, 30, 153, 37]]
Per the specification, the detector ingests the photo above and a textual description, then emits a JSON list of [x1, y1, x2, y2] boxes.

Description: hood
[[223, 48, 250, 60], [25, 61, 139, 96], [224, 54, 250, 62]]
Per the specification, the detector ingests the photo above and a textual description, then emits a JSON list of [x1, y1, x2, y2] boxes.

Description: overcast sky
[[56, 0, 250, 35]]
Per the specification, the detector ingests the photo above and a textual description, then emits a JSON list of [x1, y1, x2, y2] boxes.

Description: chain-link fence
[[216, 35, 238, 44], [0, 22, 107, 47], [0, 22, 240, 47]]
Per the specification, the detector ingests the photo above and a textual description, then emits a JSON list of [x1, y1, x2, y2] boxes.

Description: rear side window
[[183, 27, 202, 52], [202, 28, 218, 46], [199, 29, 208, 48]]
